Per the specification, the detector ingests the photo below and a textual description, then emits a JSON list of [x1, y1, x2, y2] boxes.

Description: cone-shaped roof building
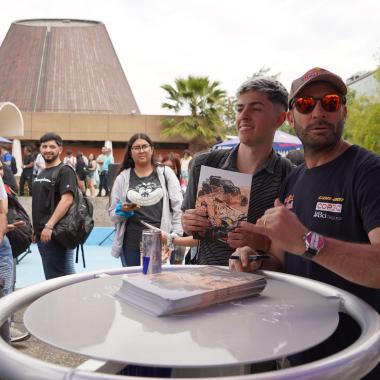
[[0, 19, 140, 114]]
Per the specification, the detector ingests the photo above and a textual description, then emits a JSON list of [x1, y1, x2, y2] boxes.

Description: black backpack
[[6, 191, 33, 258], [49, 164, 94, 251], [10, 156, 17, 175]]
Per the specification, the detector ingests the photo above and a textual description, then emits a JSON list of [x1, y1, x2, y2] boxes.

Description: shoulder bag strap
[[49, 163, 64, 212], [162, 166, 173, 212]]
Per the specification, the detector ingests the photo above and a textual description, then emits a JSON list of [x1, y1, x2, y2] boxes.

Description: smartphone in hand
[[121, 202, 139, 211]]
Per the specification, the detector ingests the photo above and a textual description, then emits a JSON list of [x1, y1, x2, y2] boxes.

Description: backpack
[[76, 156, 88, 177], [49, 164, 94, 250], [5, 188, 33, 258], [10, 156, 17, 175]]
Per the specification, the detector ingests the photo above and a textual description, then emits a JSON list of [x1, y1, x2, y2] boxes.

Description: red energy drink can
[[141, 229, 162, 274]]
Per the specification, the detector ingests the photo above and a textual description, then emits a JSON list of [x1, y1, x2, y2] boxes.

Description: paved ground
[[2, 231, 118, 378]]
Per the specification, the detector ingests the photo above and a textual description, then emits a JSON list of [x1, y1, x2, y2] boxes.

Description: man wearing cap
[[231, 67, 380, 378]]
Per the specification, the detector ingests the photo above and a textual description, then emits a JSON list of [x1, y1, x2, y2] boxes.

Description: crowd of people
[[0, 144, 118, 198], [0, 66, 379, 378]]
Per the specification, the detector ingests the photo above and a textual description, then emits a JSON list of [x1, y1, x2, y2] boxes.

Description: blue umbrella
[[213, 130, 303, 152]]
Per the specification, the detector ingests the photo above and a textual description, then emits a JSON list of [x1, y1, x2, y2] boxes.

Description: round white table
[[0, 266, 379, 380], [24, 271, 339, 367]]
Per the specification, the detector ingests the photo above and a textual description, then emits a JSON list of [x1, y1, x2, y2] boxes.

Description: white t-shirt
[[63, 156, 77, 169], [0, 176, 6, 200], [34, 153, 46, 176]]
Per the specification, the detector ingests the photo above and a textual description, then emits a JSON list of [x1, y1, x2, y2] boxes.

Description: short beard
[[42, 153, 59, 163], [294, 119, 345, 154]]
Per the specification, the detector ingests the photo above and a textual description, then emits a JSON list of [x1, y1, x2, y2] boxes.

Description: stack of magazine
[[115, 266, 266, 316]]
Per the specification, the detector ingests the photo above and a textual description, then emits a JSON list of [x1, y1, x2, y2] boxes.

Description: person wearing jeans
[[37, 239, 74, 279], [97, 147, 114, 196], [0, 173, 13, 343], [32, 133, 77, 280]]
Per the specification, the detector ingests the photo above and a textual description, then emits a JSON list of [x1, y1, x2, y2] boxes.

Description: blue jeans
[[98, 171, 109, 196], [0, 237, 13, 343], [120, 247, 140, 267], [37, 238, 75, 280], [0, 236, 14, 296]]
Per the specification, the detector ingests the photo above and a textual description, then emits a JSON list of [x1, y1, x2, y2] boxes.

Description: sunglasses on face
[[131, 144, 151, 152], [291, 94, 346, 114]]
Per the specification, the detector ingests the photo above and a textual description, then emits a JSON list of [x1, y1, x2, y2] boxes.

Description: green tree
[[344, 66, 380, 154], [160, 76, 227, 148], [279, 121, 297, 136], [220, 96, 237, 135]]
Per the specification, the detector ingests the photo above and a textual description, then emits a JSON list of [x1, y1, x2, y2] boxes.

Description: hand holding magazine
[[115, 266, 266, 316]]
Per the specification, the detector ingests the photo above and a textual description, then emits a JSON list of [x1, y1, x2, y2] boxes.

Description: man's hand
[[227, 227, 270, 251], [229, 246, 263, 272], [181, 209, 210, 235], [6, 220, 25, 233], [242, 199, 308, 255], [40, 226, 53, 244]]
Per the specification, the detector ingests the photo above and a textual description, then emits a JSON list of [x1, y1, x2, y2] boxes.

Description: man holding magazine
[[182, 78, 293, 266]]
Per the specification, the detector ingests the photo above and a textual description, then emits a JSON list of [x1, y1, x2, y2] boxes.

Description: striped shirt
[[182, 146, 293, 265]]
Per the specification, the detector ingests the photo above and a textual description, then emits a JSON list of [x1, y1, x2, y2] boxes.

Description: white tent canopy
[[213, 130, 303, 152]]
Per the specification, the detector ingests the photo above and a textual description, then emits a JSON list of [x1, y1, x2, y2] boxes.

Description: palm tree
[[160, 76, 227, 150]]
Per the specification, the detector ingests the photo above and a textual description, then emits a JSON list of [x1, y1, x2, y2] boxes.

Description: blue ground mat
[[15, 227, 121, 288]]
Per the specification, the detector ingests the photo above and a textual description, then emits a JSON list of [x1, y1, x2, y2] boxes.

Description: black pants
[[98, 171, 109, 196], [19, 171, 33, 196]]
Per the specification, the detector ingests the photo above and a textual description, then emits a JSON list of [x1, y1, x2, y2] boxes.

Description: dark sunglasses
[[290, 94, 346, 114]]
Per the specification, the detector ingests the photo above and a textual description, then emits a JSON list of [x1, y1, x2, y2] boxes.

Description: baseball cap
[[289, 67, 347, 104]]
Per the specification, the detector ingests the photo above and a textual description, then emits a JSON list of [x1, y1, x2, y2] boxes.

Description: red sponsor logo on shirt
[[315, 202, 342, 213]]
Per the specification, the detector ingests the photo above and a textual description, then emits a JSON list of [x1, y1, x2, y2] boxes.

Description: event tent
[[213, 130, 303, 152]]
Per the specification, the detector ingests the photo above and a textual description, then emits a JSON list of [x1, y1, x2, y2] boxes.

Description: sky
[[1, 0, 379, 115]]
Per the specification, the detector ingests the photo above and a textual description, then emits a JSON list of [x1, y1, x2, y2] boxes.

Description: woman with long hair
[[108, 133, 183, 266], [86, 153, 97, 197], [75, 152, 87, 194]]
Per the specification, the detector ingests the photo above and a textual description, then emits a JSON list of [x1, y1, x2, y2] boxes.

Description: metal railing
[[0, 267, 379, 380]]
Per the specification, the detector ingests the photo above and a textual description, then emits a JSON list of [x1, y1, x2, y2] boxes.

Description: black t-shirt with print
[[125, 169, 163, 251], [32, 164, 77, 235], [280, 145, 380, 313]]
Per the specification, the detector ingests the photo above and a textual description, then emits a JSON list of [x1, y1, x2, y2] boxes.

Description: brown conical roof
[[0, 19, 140, 114]]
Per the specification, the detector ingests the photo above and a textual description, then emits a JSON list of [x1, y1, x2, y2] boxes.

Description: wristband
[[45, 224, 53, 230]]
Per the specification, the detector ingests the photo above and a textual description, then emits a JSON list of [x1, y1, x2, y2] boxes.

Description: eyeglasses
[[290, 94, 346, 114], [131, 144, 151, 152]]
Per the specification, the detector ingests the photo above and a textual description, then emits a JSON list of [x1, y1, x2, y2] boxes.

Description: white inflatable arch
[[0, 102, 24, 137]]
